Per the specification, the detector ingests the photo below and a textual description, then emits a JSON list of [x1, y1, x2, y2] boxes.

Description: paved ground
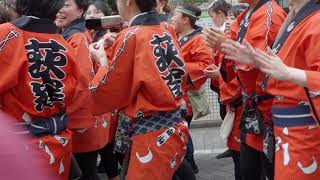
[[191, 127, 235, 180], [99, 126, 235, 180]]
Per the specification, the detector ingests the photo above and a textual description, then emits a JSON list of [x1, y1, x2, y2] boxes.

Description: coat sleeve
[[89, 33, 136, 115], [186, 36, 211, 88], [66, 34, 95, 129]]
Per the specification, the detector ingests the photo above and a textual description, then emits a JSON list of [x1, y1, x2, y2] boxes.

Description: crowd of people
[[0, 0, 319, 180]]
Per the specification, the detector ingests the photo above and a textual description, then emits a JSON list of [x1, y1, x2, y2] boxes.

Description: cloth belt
[[272, 105, 316, 127], [12, 112, 68, 137], [114, 108, 183, 154]]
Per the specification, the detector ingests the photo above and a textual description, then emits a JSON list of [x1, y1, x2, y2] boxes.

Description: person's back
[[89, 8, 190, 179], [90, 11, 185, 117], [0, 1, 81, 178], [0, 17, 78, 119]]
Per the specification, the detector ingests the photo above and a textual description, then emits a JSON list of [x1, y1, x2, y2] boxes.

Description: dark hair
[[181, 3, 202, 29], [135, 0, 157, 12], [15, 0, 64, 20], [228, 5, 247, 18], [0, 5, 11, 24], [208, 0, 231, 17], [88, 0, 112, 16], [75, 0, 89, 14]]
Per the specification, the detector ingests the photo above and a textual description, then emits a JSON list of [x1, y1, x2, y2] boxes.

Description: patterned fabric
[[133, 108, 182, 135], [114, 108, 182, 154]]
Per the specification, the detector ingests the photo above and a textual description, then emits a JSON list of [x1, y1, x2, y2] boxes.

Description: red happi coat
[[179, 27, 212, 116], [62, 18, 108, 153], [221, 1, 286, 151], [0, 16, 82, 179], [266, 4, 320, 179], [90, 12, 189, 180]]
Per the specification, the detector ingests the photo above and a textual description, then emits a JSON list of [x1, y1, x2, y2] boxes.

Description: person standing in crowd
[[208, 0, 231, 32], [85, 1, 119, 180], [204, 5, 246, 180], [55, 0, 108, 179], [170, 3, 211, 174], [203, 0, 287, 179], [88, 0, 190, 179], [220, 0, 320, 179], [85, 0, 113, 42], [205, 0, 232, 160], [0, 0, 85, 179]]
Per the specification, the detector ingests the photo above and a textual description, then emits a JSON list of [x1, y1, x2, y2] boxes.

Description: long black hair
[[88, 0, 112, 16], [135, 0, 157, 12], [74, 0, 89, 15], [15, 0, 64, 20]]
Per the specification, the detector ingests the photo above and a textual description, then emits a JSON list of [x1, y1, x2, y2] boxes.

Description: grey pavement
[[191, 127, 235, 180], [98, 126, 236, 180]]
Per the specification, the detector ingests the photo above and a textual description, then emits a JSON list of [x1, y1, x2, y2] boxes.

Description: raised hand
[[253, 47, 290, 81], [221, 39, 256, 65], [202, 27, 226, 51], [203, 64, 220, 80], [89, 41, 108, 67], [101, 32, 118, 49]]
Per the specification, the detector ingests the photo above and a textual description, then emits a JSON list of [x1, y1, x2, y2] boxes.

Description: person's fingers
[[221, 42, 237, 53], [254, 49, 273, 63], [242, 39, 253, 50], [210, 27, 224, 35], [253, 53, 273, 70], [225, 55, 239, 61], [266, 46, 278, 57]]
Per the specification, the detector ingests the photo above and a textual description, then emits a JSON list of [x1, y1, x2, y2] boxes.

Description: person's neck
[[248, 0, 260, 9], [179, 26, 194, 38], [127, 8, 142, 25]]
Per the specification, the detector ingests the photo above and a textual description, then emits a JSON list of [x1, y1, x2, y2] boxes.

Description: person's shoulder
[[254, 1, 286, 17], [0, 22, 24, 53], [300, 11, 320, 36]]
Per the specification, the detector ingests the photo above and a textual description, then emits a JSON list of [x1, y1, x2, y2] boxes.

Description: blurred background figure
[[171, 3, 212, 174], [85, 0, 113, 42], [208, 0, 231, 31], [85, 1, 120, 180]]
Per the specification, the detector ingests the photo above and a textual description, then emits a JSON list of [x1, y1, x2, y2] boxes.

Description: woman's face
[[225, 13, 236, 35], [209, 10, 225, 27], [85, 4, 105, 19], [55, 0, 84, 28], [170, 11, 186, 33]]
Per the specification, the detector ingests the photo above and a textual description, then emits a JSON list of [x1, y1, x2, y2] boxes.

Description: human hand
[[253, 47, 290, 81], [202, 27, 227, 51], [89, 41, 108, 67], [221, 39, 256, 65], [203, 64, 220, 80]]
